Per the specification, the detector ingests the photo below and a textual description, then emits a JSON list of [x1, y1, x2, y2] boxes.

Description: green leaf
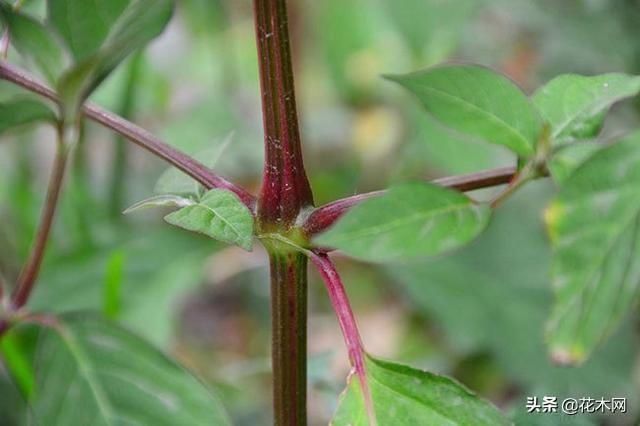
[[48, 0, 130, 62], [52, 0, 174, 113], [0, 98, 56, 134], [532, 74, 640, 146], [31, 313, 231, 425], [315, 183, 491, 262], [123, 194, 195, 214], [0, 4, 64, 82], [164, 189, 254, 251], [547, 142, 602, 184], [388, 182, 637, 415], [388, 65, 542, 157], [333, 356, 509, 426], [545, 132, 640, 364]]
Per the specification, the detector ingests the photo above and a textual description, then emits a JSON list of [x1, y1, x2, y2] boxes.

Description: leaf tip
[[550, 345, 586, 366]]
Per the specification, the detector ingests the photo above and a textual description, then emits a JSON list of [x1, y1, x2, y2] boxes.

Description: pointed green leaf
[[48, 0, 130, 62], [123, 194, 195, 214], [31, 313, 231, 425], [0, 98, 56, 134], [51, 0, 174, 113], [533, 74, 640, 145], [315, 183, 491, 262], [388, 65, 542, 157], [164, 189, 254, 251], [545, 132, 640, 364], [0, 4, 64, 82], [333, 356, 509, 426]]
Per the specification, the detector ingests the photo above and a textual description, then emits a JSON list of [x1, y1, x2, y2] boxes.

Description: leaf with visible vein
[[31, 313, 231, 425], [315, 183, 491, 262], [333, 356, 509, 426], [387, 64, 543, 157], [0, 4, 65, 82], [164, 189, 254, 251], [533, 74, 640, 146], [545, 131, 640, 364]]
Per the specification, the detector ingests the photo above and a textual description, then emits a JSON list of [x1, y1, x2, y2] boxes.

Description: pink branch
[[0, 60, 256, 209], [303, 166, 517, 235], [309, 252, 376, 425]]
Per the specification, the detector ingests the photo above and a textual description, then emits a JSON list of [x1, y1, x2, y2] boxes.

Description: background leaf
[[0, 98, 56, 135], [165, 189, 254, 251], [532, 74, 640, 146], [315, 183, 491, 262], [52, 0, 174, 112], [30, 313, 231, 425], [545, 132, 640, 364], [388, 182, 637, 422], [333, 356, 509, 426], [0, 3, 64, 81], [388, 65, 543, 157], [547, 142, 601, 184]]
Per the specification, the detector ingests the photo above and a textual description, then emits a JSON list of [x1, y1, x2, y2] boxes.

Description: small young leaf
[[0, 98, 56, 134], [388, 64, 542, 157], [164, 189, 254, 251], [31, 313, 231, 425], [533, 74, 640, 145], [545, 132, 640, 364], [0, 4, 65, 82], [333, 356, 509, 426], [123, 194, 195, 214], [315, 183, 491, 262]]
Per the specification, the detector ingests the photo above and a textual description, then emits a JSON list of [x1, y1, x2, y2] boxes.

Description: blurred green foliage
[[1, 0, 640, 425]]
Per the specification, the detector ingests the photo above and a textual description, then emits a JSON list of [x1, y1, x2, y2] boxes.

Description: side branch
[[303, 166, 517, 235], [309, 252, 376, 426], [12, 134, 67, 309], [0, 60, 256, 209]]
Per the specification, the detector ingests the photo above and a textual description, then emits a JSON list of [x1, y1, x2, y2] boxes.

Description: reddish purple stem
[[309, 252, 376, 425], [303, 166, 517, 235]]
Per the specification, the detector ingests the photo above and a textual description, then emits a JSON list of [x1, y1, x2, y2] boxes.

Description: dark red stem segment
[[303, 166, 518, 235], [253, 0, 313, 228], [309, 252, 376, 425], [269, 251, 308, 426], [0, 60, 256, 209], [11, 130, 68, 309]]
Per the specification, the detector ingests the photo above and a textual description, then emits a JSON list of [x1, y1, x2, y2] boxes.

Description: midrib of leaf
[[327, 202, 479, 243], [199, 202, 244, 241], [553, 205, 640, 328], [415, 84, 532, 155], [57, 326, 117, 426], [570, 212, 640, 347], [367, 372, 455, 425], [552, 79, 640, 138]]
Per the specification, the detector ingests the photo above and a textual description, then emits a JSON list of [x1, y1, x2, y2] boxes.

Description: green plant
[[1, 0, 639, 425]]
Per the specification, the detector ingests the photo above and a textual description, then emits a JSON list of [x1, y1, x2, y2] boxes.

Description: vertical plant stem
[[11, 125, 69, 310], [252, 0, 313, 423], [109, 53, 142, 218], [253, 0, 313, 227], [268, 249, 308, 425]]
